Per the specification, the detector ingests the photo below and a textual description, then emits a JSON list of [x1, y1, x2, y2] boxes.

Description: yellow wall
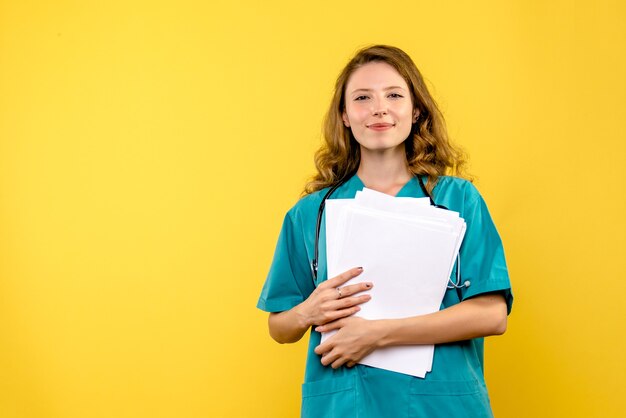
[[1, 1, 624, 417]]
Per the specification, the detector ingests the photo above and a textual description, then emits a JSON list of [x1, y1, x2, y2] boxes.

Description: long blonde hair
[[304, 45, 469, 195]]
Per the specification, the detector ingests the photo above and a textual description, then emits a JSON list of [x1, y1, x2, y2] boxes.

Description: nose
[[372, 98, 388, 116]]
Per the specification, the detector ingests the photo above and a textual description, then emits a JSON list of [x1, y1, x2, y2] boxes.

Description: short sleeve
[[458, 191, 513, 314], [257, 210, 316, 313]]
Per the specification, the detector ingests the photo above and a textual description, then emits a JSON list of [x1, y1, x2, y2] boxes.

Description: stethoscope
[[310, 174, 470, 290]]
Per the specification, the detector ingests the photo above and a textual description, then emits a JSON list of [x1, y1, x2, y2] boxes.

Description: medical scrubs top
[[257, 175, 513, 418]]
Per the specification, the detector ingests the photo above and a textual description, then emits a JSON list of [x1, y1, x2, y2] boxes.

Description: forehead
[[345, 61, 408, 92]]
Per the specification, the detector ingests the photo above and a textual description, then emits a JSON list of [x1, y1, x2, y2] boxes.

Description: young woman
[[257, 45, 513, 418]]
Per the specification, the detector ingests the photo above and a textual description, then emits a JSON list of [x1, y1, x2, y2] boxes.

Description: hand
[[314, 317, 382, 369], [296, 267, 372, 328]]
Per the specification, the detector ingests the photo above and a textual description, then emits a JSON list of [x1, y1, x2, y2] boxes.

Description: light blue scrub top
[[257, 175, 513, 418]]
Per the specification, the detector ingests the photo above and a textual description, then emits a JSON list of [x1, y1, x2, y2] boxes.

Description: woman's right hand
[[268, 267, 372, 344], [296, 267, 373, 328]]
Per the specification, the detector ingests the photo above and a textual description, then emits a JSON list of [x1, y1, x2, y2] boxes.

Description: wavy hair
[[304, 45, 470, 195]]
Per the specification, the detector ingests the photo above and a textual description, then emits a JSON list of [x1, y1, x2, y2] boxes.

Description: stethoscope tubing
[[310, 175, 469, 290]]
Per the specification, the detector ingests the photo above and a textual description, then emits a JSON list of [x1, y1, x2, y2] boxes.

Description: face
[[342, 62, 417, 155]]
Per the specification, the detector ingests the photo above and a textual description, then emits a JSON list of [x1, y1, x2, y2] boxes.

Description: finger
[[339, 282, 373, 298], [322, 350, 341, 367], [332, 294, 372, 311], [315, 318, 345, 333], [346, 361, 356, 368], [317, 305, 361, 326], [314, 341, 331, 356], [331, 356, 348, 369], [318, 293, 371, 325], [323, 267, 364, 289]]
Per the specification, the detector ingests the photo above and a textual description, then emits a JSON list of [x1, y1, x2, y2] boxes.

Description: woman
[[257, 45, 513, 418]]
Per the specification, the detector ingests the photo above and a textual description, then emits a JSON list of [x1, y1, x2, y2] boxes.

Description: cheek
[[346, 104, 368, 123], [398, 105, 414, 121]]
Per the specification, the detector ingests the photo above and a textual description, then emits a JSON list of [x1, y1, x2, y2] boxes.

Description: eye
[[388, 92, 404, 99], [354, 95, 369, 101]]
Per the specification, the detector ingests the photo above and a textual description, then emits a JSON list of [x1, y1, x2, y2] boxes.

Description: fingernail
[[365, 283, 372, 288], [357, 267, 363, 271]]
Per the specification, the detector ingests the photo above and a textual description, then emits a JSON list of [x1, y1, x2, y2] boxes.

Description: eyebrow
[[349, 86, 407, 94]]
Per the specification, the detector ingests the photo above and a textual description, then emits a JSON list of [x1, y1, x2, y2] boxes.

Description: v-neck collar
[[351, 174, 427, 198]]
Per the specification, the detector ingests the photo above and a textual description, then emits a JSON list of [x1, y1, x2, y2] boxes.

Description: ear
[[412, 109, 420, 123], [342, 111, 350, 127]]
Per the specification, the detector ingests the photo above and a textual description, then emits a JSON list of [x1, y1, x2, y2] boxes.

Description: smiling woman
[[305, 45, 468, 197], [257, 45, 513, 418]]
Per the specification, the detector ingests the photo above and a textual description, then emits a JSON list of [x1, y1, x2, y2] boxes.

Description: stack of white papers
[[322, 187, 466, 378]]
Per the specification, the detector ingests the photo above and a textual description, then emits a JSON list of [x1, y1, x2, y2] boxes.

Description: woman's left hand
[[313, 317, 382, 369]]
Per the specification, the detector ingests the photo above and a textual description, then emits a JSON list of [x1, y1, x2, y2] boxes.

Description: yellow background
[[1, 1, 624, 417]]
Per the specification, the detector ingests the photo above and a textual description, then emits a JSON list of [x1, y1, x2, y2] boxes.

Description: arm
[[379, 292, 507, 345], [268, 267, 373, 344], [314, 292, 507, 368]]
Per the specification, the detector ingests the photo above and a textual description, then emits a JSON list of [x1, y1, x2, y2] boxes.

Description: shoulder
[[285, 175, 363, 223], [433, 176, 482, 207], [284, 188, 328, 222]]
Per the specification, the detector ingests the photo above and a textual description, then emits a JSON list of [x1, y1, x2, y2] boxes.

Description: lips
[[367, 123, 395, 131]]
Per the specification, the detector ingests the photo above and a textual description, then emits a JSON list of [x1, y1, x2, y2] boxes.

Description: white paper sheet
[[321, 188, 466, 377]]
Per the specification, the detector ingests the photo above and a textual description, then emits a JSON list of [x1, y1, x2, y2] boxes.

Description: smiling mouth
[[367, 123, 395, 130]]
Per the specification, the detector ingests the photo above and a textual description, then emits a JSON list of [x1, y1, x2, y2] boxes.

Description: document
[[321, 188, 466, 378]]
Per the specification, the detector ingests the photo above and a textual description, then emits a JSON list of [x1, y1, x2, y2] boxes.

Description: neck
[[357, 147, 412, 196]]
